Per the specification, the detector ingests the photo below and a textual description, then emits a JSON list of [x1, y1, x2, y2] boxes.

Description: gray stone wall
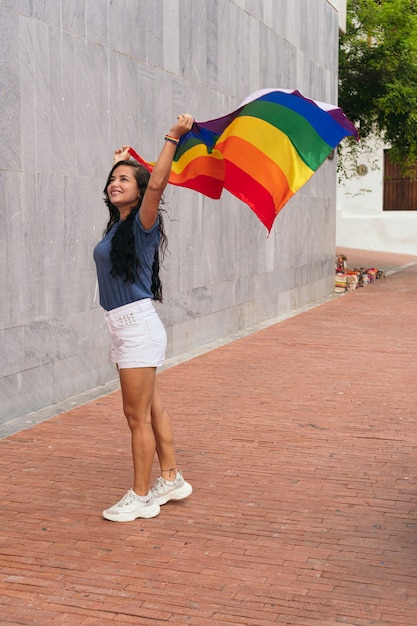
[[0, 0, 340, 425]]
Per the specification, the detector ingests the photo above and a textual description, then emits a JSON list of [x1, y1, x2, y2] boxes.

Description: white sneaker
[[102, 489, 160, 522], [151, 471, 193, 505]]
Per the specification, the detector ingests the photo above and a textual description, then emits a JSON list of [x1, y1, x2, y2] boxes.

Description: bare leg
[[149, 377, 193, 505], [119, 367, 156, 496], [151, 377, 178, 480]]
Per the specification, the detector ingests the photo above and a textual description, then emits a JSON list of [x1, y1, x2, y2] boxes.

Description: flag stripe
[[170, 172, 223, 198], [171, 143, 223, 177], [225, 161, 294, 232]]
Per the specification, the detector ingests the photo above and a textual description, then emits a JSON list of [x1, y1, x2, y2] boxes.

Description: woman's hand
[[113, 144, 131, 164], [167, 113, 194, 139]]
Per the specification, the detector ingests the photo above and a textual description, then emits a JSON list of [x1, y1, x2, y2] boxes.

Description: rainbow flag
[[128, 89, 358, 232]]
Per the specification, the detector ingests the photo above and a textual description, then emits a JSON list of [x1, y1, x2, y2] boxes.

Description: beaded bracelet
[[164, 134, 180, 145]]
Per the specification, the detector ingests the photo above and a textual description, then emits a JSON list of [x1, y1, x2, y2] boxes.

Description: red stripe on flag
[[170, 174, 223, 199], [224, 161, 294, 232]]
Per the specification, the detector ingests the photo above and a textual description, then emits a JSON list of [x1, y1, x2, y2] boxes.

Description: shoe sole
[[102, 502, 160, 522], [154, 482, 193, 506]]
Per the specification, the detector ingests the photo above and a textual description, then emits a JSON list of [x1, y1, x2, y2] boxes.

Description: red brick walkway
[[1, 248, 417, 626]]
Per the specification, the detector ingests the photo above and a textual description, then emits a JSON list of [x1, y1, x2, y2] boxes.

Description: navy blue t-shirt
[[93, 212, 160, 311]]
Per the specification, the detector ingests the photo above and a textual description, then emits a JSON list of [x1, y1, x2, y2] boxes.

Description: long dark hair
[[103, 161, 168, 302]]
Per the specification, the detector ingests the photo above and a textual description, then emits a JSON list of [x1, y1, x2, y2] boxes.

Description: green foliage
[[339, 0, 417, 171]]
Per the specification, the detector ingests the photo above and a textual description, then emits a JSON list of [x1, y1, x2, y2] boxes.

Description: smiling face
[[106, 164, 140, 218]]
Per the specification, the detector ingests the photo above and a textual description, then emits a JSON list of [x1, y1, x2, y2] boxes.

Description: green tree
[[338, 0, 417, 171]]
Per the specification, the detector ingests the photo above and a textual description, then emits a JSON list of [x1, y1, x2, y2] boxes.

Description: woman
[[94, 113, 194, 522]]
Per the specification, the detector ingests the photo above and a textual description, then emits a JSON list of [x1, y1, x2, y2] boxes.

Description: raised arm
[[139, 113, 193, 230]]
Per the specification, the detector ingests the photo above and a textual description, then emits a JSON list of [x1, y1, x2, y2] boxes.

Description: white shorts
[[105, 299, 167, 369]]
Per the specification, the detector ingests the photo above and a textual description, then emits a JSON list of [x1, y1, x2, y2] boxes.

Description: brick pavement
[[1, 247, 417, 626]]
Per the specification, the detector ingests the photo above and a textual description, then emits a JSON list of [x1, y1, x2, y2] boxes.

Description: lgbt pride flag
[[128, 89, 358, 232]]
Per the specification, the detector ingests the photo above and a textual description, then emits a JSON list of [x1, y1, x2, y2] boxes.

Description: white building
[[336, 131, 417, 256]]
